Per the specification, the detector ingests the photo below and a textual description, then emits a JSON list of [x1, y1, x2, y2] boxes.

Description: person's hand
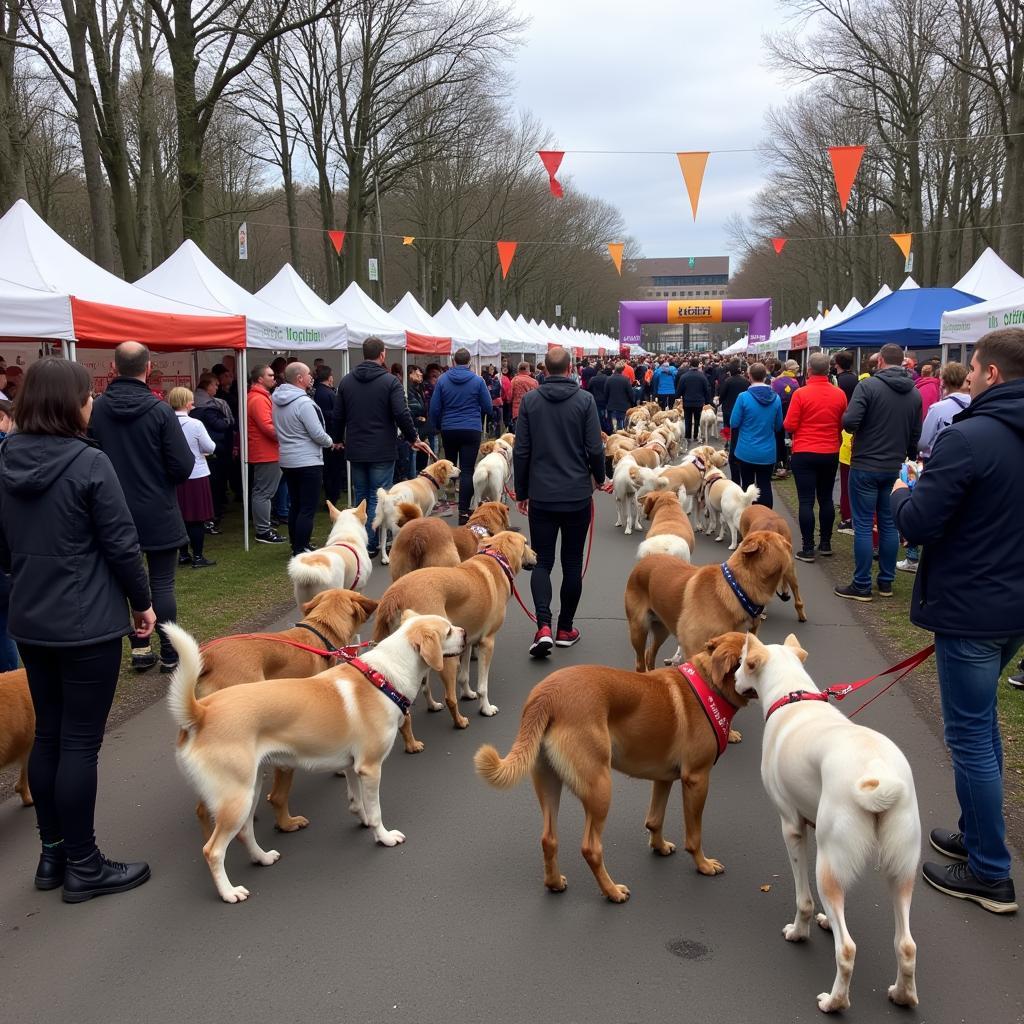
[[413, 440, 433, 455], [599, 481, 614, 494], [331, 442, 344, 450], [892, 478, 908, 494], [133, 607, 157, 639], [516, 499, 529, 515]]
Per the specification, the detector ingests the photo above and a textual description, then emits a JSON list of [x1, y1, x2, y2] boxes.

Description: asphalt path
[[1, 490, 1021, 1024]]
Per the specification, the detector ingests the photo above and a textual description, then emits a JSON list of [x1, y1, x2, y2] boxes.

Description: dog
[[164, 612, 466, 903], [385, 500, 511, 581], [288, 501, 372, 608], [474, 632, 748, 901], [372, 531, 536, 730], [734, 633, 920, 1013], [699, 404, 718, 445], [471, 436, 514, 507], [639, 447, 728, 511], [612, 453, 659, 535], [740, 504, 807, 622], [0, 670, 34, 806], [373, 459, 460, 564], [700, 475, 759, 549], [637, 490, 694, 562]]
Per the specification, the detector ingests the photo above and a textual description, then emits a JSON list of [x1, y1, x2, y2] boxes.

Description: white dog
[[372, 459, 460, 564], [471, 438, 513, 507], [288, 501, 372, 609], [699, 404, 718, 445], [735, 633, 920, 1014], [612, 453, 658, 535], [701, 477, 759, 549]]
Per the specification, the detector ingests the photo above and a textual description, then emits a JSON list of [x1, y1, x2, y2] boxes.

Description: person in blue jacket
[[651, 359, 678, 409], [729, 361, 782, 507], [429, 348, 493, 524]]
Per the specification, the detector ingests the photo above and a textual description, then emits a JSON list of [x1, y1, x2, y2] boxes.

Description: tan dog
[[288, 501, 371, 608], [474, 632, 748, 901], [472, 437, 514, 507], [740, 505, 807, 623], [0, 670, 34, 806], [164, 613, 467, 903], [640, 447, 728, 508], [372, 531, 537, 730], [637, 491, 695, 561], [699, 403, 718, 445], [386, 501, 511, 581], [373, 459, 460, 564]]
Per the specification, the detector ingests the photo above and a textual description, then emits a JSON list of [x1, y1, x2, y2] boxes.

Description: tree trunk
[[0, 3, 28, 210], [166, 2, 204, 243], [133, 3, 157, 273], [1002, 85, 1024, 273]]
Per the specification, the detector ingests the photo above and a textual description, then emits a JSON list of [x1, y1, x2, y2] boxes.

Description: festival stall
[[460, 304, 508, 363], [954, 247, 1024, 300], [497, 311, 546, 359], [389, 293, 452, 372], [330, 281, 408, 371], [432, 300, 500, 362], [940, 284, 1024, 364]]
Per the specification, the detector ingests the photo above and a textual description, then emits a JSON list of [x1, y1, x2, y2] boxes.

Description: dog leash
[[198, 632, 376, 661]]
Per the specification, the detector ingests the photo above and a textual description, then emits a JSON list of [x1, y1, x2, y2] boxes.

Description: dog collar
[[721, 562, 765, 621], [764, 690, 829, 722], [690, 454, 706, 472], [468, 524, 490, 539], [345, 655, 410, 715], [328, 540, 364, 589], [418, 470, 441, 490], [478, 548, 515, 589], [678, 661, 737, 761]]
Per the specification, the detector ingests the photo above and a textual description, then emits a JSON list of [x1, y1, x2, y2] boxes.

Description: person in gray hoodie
[[271, 362, 335, 555]]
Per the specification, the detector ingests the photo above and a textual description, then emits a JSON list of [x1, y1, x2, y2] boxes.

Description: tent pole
[[61, 340, 70, 360], [239, 347, 250, 552]]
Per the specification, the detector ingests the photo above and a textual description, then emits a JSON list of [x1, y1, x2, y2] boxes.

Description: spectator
[[3, 365, 22, 400], [729, 362, 783, 507], [484, 365, 505, 437], [0, 399, 14, 670], [835, 342, 921, 601], [509, 361, 539, 430], [272, 362, 335, 556], [0, 357, 154, 901], [914, 363, 942, 419], [892, 328, 1024, 913], [406, 365, 430, 477], [771, 359, 801, 480], [430, 348, 492, 524], [651, 358, 678, 409], [580, 359, 598, 391], [833, 351, 858, 534], [246, 365, 285, 545], [313, 365, 345, 505], [784, 352, 847, 562], [169, 388, 217, 569], [589, 365, 610, 433], [719, 359, 749, 482], [333, 337, 430, 556], [675, 358, 712, 443], [514, 346, 605, 657], [270, 357, 287, 387], [605, 361, 635, 430], [190, 372, 233, 531], [834, 350, 858, 402], [88, 341, 193, 673]]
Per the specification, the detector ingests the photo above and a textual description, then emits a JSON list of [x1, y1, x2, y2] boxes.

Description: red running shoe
[[555, 627, 581, 648], [529, 625, 554, 658]]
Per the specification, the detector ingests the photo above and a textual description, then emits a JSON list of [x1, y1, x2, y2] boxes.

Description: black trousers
[[208, 454, 228, 520], [528, 502, 590, 631], [283, 465, 323, 555], [737, 460, 775, 508], [180, 521, 206, 561], [657, 394, 672, 409], [790, 451, 839, 549], [129, 547, 178, 663], [322, 449, 346, 504], [441, 429, 482, 518], [727, 428, 742, 482], [683, 405, 702, 440], [19, 638, 123, 859]]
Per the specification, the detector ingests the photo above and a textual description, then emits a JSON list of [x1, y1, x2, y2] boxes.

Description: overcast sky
[[510, 0, 799, 264]]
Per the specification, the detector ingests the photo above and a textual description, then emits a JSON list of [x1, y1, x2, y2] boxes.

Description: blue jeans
[[0, 607, 18, 671], [273, 476, 290, 519], [935, 633, 1024, 881], [849, 468, 898, 590], [350, 461, 394, 550]]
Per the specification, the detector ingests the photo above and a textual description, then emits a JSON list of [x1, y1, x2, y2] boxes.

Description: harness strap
[[477, 548, 515, 589], [720, 562, 765, 621], [346, 655, 411, 715], [327, 540, 364, 590], [677, 661, 737, 761]]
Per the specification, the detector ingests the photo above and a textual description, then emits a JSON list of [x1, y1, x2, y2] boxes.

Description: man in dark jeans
[[89, 341, 194, 673], [514, 346, 606, 657], [313, 365, 345, 504], [675, 357, 712, 443]]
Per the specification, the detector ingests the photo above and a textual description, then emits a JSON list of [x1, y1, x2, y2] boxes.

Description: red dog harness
[[677, 661, 738, 762], [343, 655, 411, 715], [477, 548, 515, 589], [328, 540, 365, 590]]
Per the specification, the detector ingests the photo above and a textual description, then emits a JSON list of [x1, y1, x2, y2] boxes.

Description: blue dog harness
[[721, 562, 764, 622]]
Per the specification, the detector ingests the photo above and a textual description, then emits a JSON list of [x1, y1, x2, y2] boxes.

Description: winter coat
[[835, 370, 858, 402], [719, 374, 749, 424], [271, 383, 334, 469], [605, 372, 635, 413], [919, 392, 970, 459], [191, 390, 233, 464], [914, 375, 942, 420], [513, 376, 605, 511], [675, 368, 711, 407], [580, 364, 598, 390], [842, 367, 922, 474], [406, 381, 430, 438], [652, 364, 678, 396], [429, 365, 492, 432], [510, 372, 539, 419], [88, 376, 192, 551], [0, 434, 150, 646], [783, 375, 847, 454], [771, 372, 800, 414], [892, 378, 1024, 638], [333, 361, 418, 463], [246, 383, 278, 464], [730, 385, 783, 465], [313, 381, 337, 435], [589, 371, 609, 408]]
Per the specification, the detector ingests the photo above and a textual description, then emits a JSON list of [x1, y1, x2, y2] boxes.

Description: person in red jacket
[[783, 351, 847, 562], [246, 364, 285, 544]]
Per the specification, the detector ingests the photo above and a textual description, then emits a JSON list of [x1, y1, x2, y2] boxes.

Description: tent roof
[[330, 283, 406, 349], [434, 300, 501, 358], [497, 311, 546, 353], [821, 287, 981, 347], [953, 247, 1024, 300], [254, 265, 347, 349], [898, 276, 919, 291], [867, 284, 892, 305], [940, 283, 1024, 346], [389, 293, 451, 356]]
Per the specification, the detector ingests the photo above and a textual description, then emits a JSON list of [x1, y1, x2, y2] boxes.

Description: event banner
[[666, 299, 723, 324]]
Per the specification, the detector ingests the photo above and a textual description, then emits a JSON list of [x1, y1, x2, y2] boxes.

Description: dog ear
[[301, 592, 326, 615], [353, 594, 379, 619], [410, 623, 445, 673], [743, 633, 769, 674], [783, 633, 808, 662], [326, 500, 342, 521], [400, 608, 417, 624], [708, 633, 744, 686], [352, 499, 367, 524], [738, 534, 762, 556]]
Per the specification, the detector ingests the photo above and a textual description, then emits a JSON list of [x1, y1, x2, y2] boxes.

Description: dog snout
[[523, 546, 538, 570]]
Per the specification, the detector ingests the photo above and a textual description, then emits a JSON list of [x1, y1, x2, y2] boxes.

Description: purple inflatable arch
[[619, 297, 772, 345]]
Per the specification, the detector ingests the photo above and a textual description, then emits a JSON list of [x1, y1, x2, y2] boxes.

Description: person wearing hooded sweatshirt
[[729, 362, 782, 507], [835, 342, 921, 601], [651, 359, 677, 408], [271, 362, 335, 556], [914, 363, 942, 420], [430, 348, 493, 523], [891, 328, 1024, 914], [0, 357, 155, 902]]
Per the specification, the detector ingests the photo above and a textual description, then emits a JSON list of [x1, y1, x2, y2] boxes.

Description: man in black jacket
[[604, 362, 635, 430], [313, 365, 345, 504], [514, 346, 605, 658], [834, 350, 858, 401], [333, 337, 432, 555], [89, 342, 194, 672], [675, 358, 712, 442], [719, 359, 749, 481], [891, 328, 1024, 914]]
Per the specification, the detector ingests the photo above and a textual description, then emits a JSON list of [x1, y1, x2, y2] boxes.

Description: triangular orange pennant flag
[[607, 242, 624, 275], [676, 152, 709, 220], [327, 230, 345, 254], [403, 236, 415, 246], [771, 238, 787, 255], [496, 240, 517, 279], [828, 145, 865, 213], [890, 233, 912, 260], [538, 151, 565, 198]]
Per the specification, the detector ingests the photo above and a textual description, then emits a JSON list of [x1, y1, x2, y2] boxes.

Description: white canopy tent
[[330, 282, 406, 349], [389, 293, 453, 364], [898, 276, 919, 291], [433, 300, 500, 359], [940, 284, 1024, 360], [255, 264, 348, 349], [497, 311, 545, 356], [954, 247, 1024, 300], [867, 284, 893, 305]]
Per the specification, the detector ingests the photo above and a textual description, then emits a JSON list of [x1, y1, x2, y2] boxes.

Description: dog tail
[[637, 534, 691, 563], [163, 622, 205, 732], [474, 692, 550, 788], [852, 759, 905, 813], [372, 487, 393, 531], [287, 551, 331, 587], [372, 588, 403, 643], [742, 484, 760, 507], [396, 502, 422, 527]]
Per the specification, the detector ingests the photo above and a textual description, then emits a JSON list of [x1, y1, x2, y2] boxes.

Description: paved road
[[1, 494, 1021, 1024]]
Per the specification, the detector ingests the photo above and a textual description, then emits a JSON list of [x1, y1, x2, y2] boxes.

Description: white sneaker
[[896, 558, 918, 573]]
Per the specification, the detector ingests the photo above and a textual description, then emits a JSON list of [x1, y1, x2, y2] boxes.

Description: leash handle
[[846, 644, 935, 719]]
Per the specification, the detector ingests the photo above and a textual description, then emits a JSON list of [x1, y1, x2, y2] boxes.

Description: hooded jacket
[[246, 382, 278, 464], [652, 363, 678, 396], [89, 376, 193, 550], [271, 383, 334, 469], [675, 367, 712, 406], [513, 376, 605, 511], [429, 365, 492, 433], [842, 366, 922, 474], [892, 378, 1024, 637], [604, 371, 635, 413], [333, 361, 418, 463], [730, 384, 783, 465], [718, 373, 749, 424], [914, 374, 941, 419], [588, 370, 609, 408], [0, 434, 150, 646]]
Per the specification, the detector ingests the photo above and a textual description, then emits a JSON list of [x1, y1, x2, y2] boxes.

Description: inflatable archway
[[618, 297, 772, 346]]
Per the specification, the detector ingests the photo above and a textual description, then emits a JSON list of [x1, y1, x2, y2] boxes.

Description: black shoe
[[35, 843, 66, 891], [929, 828, 968, 862], [256, 530, 286, 544], [795, 548, 816, 563], [192, 557, 216, 569], [836, 519, 854, 536], [204, 522, 222, 536], [62, 850, 151, 903], [270, 518, 283, 528], [159, 660, 179, 674], [367, 547, 380, 560], [817, 542, 833, 557], [178, 554, 192, 566], [131, 650, 157, 673], [834, 583, 872, 602], [1009, 670, 1024, 691], [921, 861, 1017, 914], [877, 581, 894, 597]]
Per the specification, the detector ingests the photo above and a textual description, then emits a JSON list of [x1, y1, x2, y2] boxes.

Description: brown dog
[[386, 501, 511, 581], [0, 670, 34, 806], [739, 505, 807, 623], [474, 632, 748, 901], [637, 490, 696, 561]]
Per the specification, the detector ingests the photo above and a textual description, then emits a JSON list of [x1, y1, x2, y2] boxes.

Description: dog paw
[[454, 715, 470, 729], [888, 984, 918, 1007], [253, 849, 280, 866], [816, 992, 850, 1013], [545, 875, 568, 893], [696, 857, 724, 875], [376, 829, 406, 847], [404, 740, 425, 754], [783, 923, 809, 942], [222, 885, 250, 903], [728, 729, 742, 743], [275, 815, 309, 832], [605, 884, 631, 903], [480, 703, 499, 717], [426, 701, 444, 712], [728, 542, 737, 550], [460, 689, 479, 700], [650, 839, 676, 856], [816, 912, 831, 931]]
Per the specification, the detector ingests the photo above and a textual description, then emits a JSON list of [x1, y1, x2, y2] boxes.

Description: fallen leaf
[[760, 884, 772, 892]]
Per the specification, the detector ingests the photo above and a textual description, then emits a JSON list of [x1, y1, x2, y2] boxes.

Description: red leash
[[198, 633, 375, 660]]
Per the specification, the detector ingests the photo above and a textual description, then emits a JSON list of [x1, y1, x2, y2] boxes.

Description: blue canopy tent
[[820, 287, 981, 348]]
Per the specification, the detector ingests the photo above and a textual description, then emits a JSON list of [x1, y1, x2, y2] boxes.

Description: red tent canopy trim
[[70, 297, 246, 350]]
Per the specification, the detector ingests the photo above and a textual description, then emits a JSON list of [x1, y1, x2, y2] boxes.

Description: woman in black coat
[[0, 358, 155, 903]]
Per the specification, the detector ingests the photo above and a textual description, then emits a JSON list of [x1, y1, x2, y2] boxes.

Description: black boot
[[34, 841, 66, 891], [62, 850, 151, 904]]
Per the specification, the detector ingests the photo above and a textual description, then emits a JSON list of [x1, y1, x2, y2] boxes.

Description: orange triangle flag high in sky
[[327, 230, 345, 254], [496, 241, 518, 279], [828, 145, 865, 214], [890, 233, 912, 259], [607, 242, 624, 275], [676, 152, 709, 220], [537, 151, 565, 198], [402, 236, 415, 246], [771, 238, 787, 255]]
